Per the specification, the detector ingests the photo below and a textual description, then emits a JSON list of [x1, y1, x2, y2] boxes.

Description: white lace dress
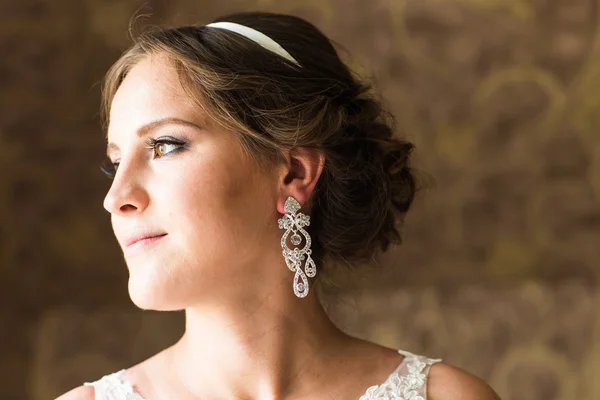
[[84, 349, 441, 400]]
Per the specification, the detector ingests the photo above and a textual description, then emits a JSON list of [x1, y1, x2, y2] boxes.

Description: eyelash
[[101, 137, 187, 179]]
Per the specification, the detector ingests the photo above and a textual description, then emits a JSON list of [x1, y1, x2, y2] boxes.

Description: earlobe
[[276, 148, 324, 214]]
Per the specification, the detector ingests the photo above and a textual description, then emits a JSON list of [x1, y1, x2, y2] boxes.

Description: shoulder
[[55, 385, 95, 400], [427, 362, 501, 400]]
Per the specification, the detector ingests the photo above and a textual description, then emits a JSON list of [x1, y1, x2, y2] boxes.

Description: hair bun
[[311, 85, 416, 265]]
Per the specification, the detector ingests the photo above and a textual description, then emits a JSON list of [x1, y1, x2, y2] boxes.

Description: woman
[[59, 11, 499, 400]]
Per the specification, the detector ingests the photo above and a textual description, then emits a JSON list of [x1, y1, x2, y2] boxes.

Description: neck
[[169, 277, 354, 399]]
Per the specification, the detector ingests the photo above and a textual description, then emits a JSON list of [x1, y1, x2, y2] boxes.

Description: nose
[[103, 163, 150, 215]]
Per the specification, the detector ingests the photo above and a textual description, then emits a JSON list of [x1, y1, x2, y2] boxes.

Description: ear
[[277, 147, 325, 214]]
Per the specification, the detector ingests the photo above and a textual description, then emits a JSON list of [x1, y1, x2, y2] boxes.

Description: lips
[[124, 232, 168, 249], [121, 232, 167, 258]]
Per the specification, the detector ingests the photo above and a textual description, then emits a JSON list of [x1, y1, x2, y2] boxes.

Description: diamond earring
[[277, 196, 316, 298]]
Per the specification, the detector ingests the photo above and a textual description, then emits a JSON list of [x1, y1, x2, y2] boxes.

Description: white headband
[[205, 21, 301, 67]]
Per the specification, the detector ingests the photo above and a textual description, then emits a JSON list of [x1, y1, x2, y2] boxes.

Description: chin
[[126, 269, 189, 311]]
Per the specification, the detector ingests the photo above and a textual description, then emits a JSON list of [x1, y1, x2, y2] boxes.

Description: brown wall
[[1, 1, 598, 399]]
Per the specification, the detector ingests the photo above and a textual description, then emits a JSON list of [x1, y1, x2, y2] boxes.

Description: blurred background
[[1, 0, 599, 399]]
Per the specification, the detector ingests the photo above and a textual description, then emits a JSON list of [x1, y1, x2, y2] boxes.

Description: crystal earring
[[277, 196, 316, 298]]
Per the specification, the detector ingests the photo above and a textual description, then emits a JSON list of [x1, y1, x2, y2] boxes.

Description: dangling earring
[[278, 196, 317, 298]]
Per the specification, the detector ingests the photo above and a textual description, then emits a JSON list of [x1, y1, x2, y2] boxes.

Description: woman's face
[[104, 55, 283, 310]]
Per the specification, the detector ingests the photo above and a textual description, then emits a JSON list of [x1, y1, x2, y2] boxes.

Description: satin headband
[[205, 21, 301, 67]]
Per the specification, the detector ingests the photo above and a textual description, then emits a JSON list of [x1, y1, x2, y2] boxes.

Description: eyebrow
[[106, 117, 203, 157]]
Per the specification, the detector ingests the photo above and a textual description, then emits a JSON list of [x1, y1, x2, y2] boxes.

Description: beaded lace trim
[[84, 350, 441, 400], [359, 350, 442, 400], [84, 369, 145, 400]]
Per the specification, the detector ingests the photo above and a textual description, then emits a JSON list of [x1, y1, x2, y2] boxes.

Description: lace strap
[[83, 369, 147, 400], [399, 350, 442, 399], [398, 349, 442, 369], [360, 350, 442, 400]]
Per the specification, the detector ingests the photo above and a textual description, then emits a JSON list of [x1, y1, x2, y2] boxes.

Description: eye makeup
[[101, 136, 189, 179]]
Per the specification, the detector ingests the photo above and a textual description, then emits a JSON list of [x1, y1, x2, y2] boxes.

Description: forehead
[[108, 55, 204, 136]]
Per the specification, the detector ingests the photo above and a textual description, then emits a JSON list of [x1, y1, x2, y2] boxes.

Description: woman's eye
[[101, 159, 119, 179], [154, 142, 177, 157], [100, 138, 186, 179], [147, 138, 186, 158]]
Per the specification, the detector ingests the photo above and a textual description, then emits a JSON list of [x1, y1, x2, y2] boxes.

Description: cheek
[[171, 156, 274, 254]]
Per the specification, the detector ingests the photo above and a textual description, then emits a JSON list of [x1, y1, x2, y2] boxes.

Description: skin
[[57, 55, 500, 400]]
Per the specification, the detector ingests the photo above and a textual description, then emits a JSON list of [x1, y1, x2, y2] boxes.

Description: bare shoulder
[[428, 362, 501, 400], [55, 385, 95, 400]]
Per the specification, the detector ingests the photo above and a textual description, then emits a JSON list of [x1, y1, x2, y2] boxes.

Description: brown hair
[[102, 11, 417, 287]]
